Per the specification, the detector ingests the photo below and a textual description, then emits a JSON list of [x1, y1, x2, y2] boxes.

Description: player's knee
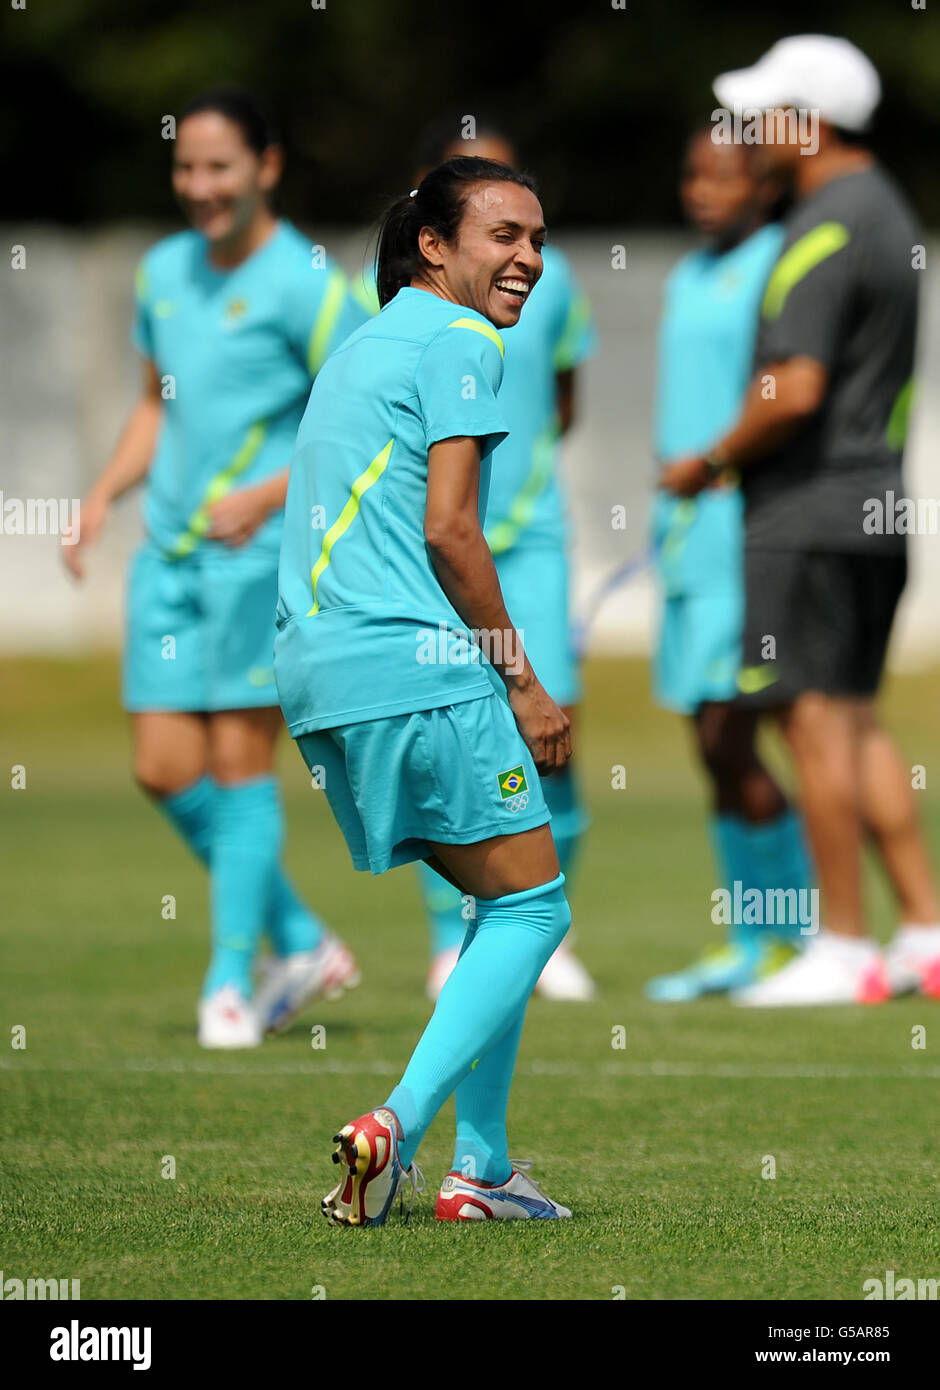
[[697, 724, 752, 784], [542, 885, 572, 951], [555, 892, 573, 948], [209, 747, 257, 785], [476, 881, 571, 951], [133, 753, 200, 800]]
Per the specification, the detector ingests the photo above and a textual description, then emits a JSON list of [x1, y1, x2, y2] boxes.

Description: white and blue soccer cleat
[[255, 935, 360, 1035], [322, 1108, 423, 1228], [435, 1159, 571, 1221]]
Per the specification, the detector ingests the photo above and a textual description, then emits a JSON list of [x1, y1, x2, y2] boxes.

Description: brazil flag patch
[[497, 765, 528, 800]]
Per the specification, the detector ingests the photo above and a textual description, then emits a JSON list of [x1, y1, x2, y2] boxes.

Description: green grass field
[[2, 655, 939, 1301]]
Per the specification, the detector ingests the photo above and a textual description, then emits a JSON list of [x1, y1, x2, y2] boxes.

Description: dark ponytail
[[179, 85, 278, 155], [375, 156, 538, 309]]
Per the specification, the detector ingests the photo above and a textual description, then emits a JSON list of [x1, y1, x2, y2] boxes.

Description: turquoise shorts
[[295, 692, 550, 874], [651, 489, 743, 715], [495, 539, 580, 708], [122, 541, 281, 712], [653, 587, 743, 714]]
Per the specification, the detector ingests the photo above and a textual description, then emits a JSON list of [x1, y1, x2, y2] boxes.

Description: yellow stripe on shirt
[[307, 439, 394, 615], [307, 268, 348, 377], [485, 419, 559, 556], [168, 421, 268, 559], [447, 317, 505, 357], [761, 222, 850, 320]]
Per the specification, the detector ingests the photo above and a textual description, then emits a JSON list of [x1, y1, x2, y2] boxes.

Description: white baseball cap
[[713, 35, 881, 133]]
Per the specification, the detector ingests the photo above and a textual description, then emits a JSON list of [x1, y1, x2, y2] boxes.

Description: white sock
[[816, 930, 879, 961], [892, 924, 940, 957]]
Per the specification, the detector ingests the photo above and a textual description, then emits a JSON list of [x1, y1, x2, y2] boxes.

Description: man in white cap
[[660, 35, 940, 1006]]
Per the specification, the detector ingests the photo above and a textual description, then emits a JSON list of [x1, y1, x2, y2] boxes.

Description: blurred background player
[[356, 116, 597, 1002], [645, 127, 812, 1002], [663, 36, 940, 1004], [276, 158, 574, 1223], [64, 87, 365, 1047]]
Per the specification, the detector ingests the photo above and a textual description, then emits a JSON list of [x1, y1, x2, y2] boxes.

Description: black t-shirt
[[745, 165, 920, 552]]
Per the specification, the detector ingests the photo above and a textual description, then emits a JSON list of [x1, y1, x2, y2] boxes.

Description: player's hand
[[62, 490, 108, 581], [659, 455, 711, 497], [507, 678, 572, 774], [205, 484, 274, 547]]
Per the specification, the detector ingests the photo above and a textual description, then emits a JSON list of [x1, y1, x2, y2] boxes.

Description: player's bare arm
[[64, 359, 164, 580], [424, 434, 571, 772], [659, 355, 829, 497]]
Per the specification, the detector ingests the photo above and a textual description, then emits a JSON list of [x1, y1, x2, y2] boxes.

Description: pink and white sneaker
[[884, 925, 940, 999], [322, 1108, 422, 1227], [435, 1159, 572, 1221], [732, 931, 890, 1007]]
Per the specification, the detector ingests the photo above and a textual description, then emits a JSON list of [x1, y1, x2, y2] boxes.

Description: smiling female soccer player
[[275, 157, 574, 1224], [65, 87, 366, 1048], [401, 119, 597, 1004]]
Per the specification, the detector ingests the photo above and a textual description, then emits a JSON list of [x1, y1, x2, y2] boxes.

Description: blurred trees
[[3, 0, 937, 226]]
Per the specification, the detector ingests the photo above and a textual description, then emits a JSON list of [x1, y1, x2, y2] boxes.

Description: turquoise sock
[[710, 809, 814, 946], [266, 874, 326, 956], [452, 991, 524, 1186], [385, 875, 571, 1170], [159, 775, 215, 861], [203, 777, 283, 998], [158, 775, 324, 958], [416, 860, 467, 957], [743, 807, 814, 941], [452, 918, 524, 1185], [709, 814, 764, 948], [541, 765, 589, 881]]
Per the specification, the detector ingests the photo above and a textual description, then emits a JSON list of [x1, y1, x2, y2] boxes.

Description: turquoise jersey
[[132, 221, 368, 560], [652, 223, 784, 594], [275, 286, 509, 735], [352, 247, 595, 553]]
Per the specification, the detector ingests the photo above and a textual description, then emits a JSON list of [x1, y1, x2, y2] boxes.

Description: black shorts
[[737, 548, 907, 707]]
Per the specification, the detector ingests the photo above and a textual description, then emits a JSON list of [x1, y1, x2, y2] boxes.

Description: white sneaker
[[732, 931, 889, 1007], [535, 943, 597, 1001], [197, 985, 262, 1048], [255, 936, 360, 1035], [884, 924, 940, 998], [426, 947, 461, 1001], [436, 1159, 572, 1220]]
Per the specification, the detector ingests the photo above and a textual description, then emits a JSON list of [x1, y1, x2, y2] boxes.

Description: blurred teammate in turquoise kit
[[354, 119, 597, 1002], [276, 157, 576, 1224], [66, 88, 367, 1047], [646, 129, 811, 1001]]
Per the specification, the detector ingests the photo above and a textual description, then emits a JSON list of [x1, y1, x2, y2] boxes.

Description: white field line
[[1, 1059, 938, 1079]]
